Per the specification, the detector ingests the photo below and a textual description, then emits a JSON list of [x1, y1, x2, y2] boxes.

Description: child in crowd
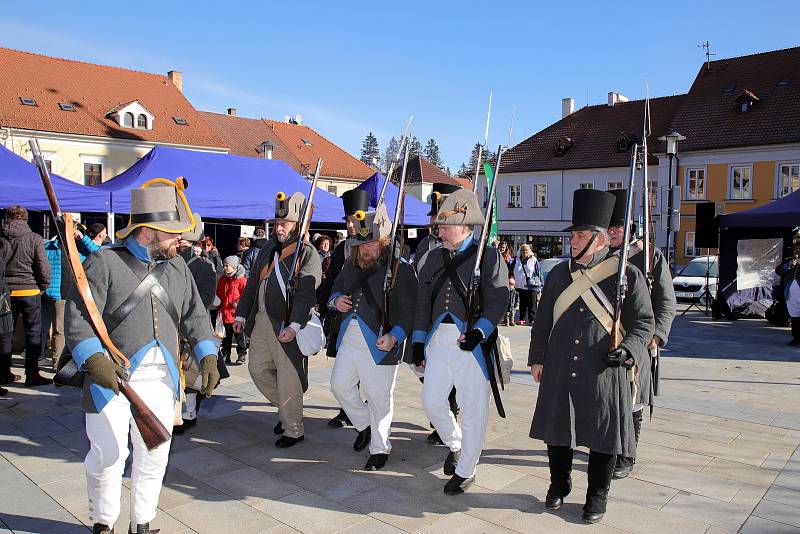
[[216, 256, 248, 365], [504, 276, 518, 327]]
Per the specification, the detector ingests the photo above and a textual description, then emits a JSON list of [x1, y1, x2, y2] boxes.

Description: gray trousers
[[247, 310, 305, 438]]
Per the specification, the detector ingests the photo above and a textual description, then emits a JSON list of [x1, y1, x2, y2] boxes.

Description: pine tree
[[423, 138, 444, 169], [467, 143, 483, 171], [408, 136, 423, 158], [457, 163, 469, 176], [383, 137, 400, 172], [360, 132, 380, 168]]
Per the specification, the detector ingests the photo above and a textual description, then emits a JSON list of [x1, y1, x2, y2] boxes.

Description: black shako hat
[[427, 182, 460, 216], [564, 189, 616, 232], [607, 189, 629, 227], [340, 189, 370, 221]]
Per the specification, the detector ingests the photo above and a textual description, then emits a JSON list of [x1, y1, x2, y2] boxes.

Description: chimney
[[284, 115, 291, 123], [227, 107, 237, 116], [561, 97, 575, 118], [607, 91, 629, 107], [167, 70, 183, 92]]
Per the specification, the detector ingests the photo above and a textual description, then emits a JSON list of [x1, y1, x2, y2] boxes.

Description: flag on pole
[[483, 162, 498, 245]]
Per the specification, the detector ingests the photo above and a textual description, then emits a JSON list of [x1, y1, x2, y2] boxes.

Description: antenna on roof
[[699, 41, 716, 71]]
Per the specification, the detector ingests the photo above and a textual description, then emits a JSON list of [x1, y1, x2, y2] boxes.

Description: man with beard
[[412, 188, 509, 495], [318, 188, 370, 428], [234, 192, 321, 448], [328, 205, 416, 470], [65, 179, 220, 534], [606, 189, 676, 479], [528, 189, 654, 523]]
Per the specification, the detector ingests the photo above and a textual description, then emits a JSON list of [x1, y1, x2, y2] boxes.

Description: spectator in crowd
[[241, 227, 267, 278], [236, 237, 251, 261], [498, 241, 515, 272], [504, 276, 519, 327], [203, 236, 223, 273], [0, 247, 11, 396], [217, 256, 248, 365], [42, 221, 101, 369], [316, 235, 333, 282], [0, 206, 52, 387], [86, 223, 109, 246], [513, 244, 543, 325]]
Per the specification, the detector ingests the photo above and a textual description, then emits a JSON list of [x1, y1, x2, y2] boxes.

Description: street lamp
[[658, 131, 685, 268], [259, 140, 275, 160]]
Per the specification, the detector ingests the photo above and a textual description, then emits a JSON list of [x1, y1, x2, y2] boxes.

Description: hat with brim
[[563, 189, 616, 232], [181, 212, 204, 242], [607, 189, 629, 228], [341, 189, 370, 221], [116, 177, 195, 239], [346, 204, 391, 247], [270, 191, 305, 223], [435, 188, 484, 226], [427, 183, 460, 216]]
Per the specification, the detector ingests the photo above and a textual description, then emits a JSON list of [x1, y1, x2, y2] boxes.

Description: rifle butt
[[119, 381, 171, 450]]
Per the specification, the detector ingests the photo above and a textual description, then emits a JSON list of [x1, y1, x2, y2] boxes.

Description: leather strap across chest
[[550, 256, 619, 340]]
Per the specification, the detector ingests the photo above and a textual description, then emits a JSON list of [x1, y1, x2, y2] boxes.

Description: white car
[[673, 256, 719, 303]]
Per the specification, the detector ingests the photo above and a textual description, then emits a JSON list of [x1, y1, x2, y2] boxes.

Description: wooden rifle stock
[[30, 139, 170, 451]]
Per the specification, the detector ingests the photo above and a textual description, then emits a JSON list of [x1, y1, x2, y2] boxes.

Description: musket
[[29, 139, 171, 451], [472, 91, 493, 193], [465, 144, 506, 418], [377, 116, 413, 207], [610, 144, 639, 352], [381, 137, 412, 335], [283, 158, 323, 329]]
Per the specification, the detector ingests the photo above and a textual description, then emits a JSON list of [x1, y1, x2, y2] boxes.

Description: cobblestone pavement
[[0, 307, 798, 533]]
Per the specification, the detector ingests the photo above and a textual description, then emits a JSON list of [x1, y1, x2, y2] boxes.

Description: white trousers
[[422, 323, 490, 478], [330, 321, 398, 455], [85, 349, 175, 527]]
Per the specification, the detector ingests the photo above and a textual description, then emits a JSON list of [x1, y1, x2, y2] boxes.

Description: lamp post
[[260, 140, 275, 160], [658, 131, 685, 268]]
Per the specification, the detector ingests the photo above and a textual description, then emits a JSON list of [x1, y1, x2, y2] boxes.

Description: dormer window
[[555, 136, 573, 155], [106, 100, 154, 130], [616, 133, 636, 152], [735, 89, 760, 113]]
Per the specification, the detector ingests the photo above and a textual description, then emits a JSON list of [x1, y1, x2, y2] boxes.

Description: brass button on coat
[[571, 372, 577, 378]]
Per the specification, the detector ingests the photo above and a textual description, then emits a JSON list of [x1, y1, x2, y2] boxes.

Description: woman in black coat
[[0, 245, 16, 396]]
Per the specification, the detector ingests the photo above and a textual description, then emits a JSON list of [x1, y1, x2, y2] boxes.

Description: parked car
[[673, 255, 719, 303], [539, 256, 570, 284]]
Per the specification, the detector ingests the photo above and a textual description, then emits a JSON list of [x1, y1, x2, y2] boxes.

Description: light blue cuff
[[194, 339, 218, 361], [389, 326, 407, 344], [412, 329, 427, 344], [474, 318, 495, 339], [72, 337, 104, 368], [328, 291, 343, 310]]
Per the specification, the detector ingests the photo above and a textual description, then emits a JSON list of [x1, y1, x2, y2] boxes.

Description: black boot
[[364, 453, 388, 471], [448, 387, 460, 419], [275, 435, 304, 448], [129, 522, 160, 533], [92, 524, 113, 534], [443, 473, 474, 495], [427, 429, 445, 445], [443, 449, 460, 476], [545, 445, 573, 510], [614, 410, 643, 479], [274, 421, 284, 435], [582, 450, 615, 523], [353, 427, 371, 451], [172, 418, 197, 435], [328, 408, 352, 428]]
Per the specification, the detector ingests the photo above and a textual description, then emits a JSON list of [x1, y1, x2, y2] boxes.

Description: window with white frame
[[607, 181, 623, 190], [730, 166, 752, 199], [684, 231, 698, 258], [779, 163, 800, 197], [81, 155, 106, 187], [579, 182, 594, 190], [686, 168, 706, 200], [648, 180, 659, 209], [508, 184, 520, 208], [533, 184, 547, 207], [327, 185, 337, 195]]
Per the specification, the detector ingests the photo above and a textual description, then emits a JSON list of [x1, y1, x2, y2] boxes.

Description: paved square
[[1, 307, 799, 533]]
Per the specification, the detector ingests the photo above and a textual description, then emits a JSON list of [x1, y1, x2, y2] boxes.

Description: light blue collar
[[457, 233, 475, 252], [125, 237, 151, 263]]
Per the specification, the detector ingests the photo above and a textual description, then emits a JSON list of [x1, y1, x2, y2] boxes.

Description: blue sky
[[2, 1, 798, 171]]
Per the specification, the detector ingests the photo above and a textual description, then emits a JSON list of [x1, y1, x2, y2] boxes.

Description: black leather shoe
[[364, 453, 388, 471], [275, 435, 304, 448], [0, 372, 19, 385], [353, 427, 371, 451], [24, 373, 53, 387], [443, 474, 474, 495], [443, 450, 460, 476], [545, 494, 564, 510], [427, 430, 444, 445], [582, 511, 604, 524], [0, 386, 7, 397], [92, 524, 113, 534], [172, 418, 197, 435], [328, 409, 351, 427], [612, 464, 632, 479], [130, 522, 160, 533], [274, 421, 284, 435]]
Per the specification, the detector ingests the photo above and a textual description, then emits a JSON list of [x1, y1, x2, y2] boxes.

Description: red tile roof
[[405, 156, 472, 188], [0, 47, 225, 148], [665, 46, 800, 153], [500, 95, 686, 173]]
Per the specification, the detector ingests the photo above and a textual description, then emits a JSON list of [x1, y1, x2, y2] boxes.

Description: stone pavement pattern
[[0, 308, 799, 533]]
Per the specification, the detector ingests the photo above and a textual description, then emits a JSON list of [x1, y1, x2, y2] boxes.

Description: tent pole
[[107, 212, 115, 241]]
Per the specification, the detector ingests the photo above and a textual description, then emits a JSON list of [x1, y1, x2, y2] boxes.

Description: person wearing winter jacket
[[217, 256, 248, 365], [513, 244, 543, 325], [0, 206, 51, 387]]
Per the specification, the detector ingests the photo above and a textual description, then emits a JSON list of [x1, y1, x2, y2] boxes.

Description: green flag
[[483, 162, 498, 245]]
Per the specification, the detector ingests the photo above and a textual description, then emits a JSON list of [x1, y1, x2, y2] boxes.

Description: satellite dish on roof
[[295, 114, 303, 125]]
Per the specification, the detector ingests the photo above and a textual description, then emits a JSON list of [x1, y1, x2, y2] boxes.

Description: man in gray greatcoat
[[528, 188, 654, 524], [606, 189, 677, 479], [234, 191, 321, 448]]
